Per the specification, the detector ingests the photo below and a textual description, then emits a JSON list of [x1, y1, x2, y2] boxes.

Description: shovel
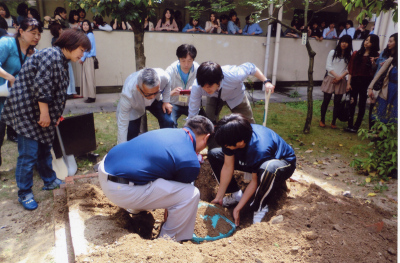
[[262, 89, 272, 127], [56, 125, 77, 177]]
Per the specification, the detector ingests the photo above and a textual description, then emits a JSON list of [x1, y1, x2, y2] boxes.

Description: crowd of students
[[319, 33, 398, 133], [285, 18, 374, 40]]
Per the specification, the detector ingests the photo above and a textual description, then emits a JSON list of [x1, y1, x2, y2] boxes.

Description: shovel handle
[[263, 89, 272, 127]]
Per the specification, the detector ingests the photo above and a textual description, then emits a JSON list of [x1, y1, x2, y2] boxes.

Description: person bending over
[[188, 61, 274, 124], [98, 116, 213, 242], [116, 68, 174, 144], [209, 114, 296, 225]]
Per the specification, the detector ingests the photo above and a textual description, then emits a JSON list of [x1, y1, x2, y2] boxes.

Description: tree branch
[[313, 1, 341, 14], [259, 17, 302, 35]]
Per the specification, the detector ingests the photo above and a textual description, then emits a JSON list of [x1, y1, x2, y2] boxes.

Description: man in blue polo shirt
[[98, 116, 213, 242], [208, 114, 296, 226]]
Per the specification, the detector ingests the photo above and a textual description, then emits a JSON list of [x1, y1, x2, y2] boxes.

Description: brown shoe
[[331, 123, 337, 129], [73, 94, 83, 99], [319, 121, 326, 128]]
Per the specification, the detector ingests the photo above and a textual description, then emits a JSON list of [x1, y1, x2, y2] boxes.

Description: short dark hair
[[69, 10, 79, 24], [220, 14, 228, 21], [229, 10, 237, 19], [77, 8, 86, 17], [81, 19, 93, 33], [16, 18, 43, 38], [176, 44, 197, 59], [215, 114, 253, 147], [28, 8, 41, 25], [189, 17, 198, 27], [50, 23, 62, 38], [54, 28, 91, 52], [361, 19, 369, 26], [54, 7, 66, 17], [184, 116, 214, 136], [346, 20, 353, 27], [196, 61, 224, 87], [0, 3, 11, 18], [17, 3, 28, 16]]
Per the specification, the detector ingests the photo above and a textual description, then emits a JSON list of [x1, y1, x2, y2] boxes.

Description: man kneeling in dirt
[[98, 116, 213, 241], [209, 114, 296, 225]]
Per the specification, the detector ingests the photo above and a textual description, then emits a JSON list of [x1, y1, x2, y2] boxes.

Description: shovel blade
[[63, 155, 77, 176]]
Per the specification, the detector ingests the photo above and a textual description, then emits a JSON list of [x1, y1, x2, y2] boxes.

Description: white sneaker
[[253, 205, 269, 224], [126, 208, 141, 214], [222, 190, 243, 207]]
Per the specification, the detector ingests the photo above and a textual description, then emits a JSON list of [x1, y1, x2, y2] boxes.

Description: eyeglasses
[[139, 87, 164, 97]]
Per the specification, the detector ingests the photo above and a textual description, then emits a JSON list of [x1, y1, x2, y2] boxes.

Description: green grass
[[0, 98, 372, 195]]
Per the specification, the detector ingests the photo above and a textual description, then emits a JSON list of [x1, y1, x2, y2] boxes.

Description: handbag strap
[[15, 38, 28, 68]]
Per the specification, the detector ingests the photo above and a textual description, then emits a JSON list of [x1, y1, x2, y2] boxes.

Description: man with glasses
[[117, 68, 174, 144]]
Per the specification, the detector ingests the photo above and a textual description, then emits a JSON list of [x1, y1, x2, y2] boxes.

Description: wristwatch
[[263, 79, 272, 85]]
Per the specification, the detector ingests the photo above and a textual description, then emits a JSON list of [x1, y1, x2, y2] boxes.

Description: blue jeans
[[15, 135, 57, 199], [171, 104, 188, 128], [127, 100, 174, 140]]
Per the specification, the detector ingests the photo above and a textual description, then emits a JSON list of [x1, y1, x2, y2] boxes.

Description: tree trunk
[[132, 27, 146, 70], [303, 40, 316, 134]]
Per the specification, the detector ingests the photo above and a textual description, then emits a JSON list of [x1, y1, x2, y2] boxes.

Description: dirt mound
[[70, 161, 397, 263]]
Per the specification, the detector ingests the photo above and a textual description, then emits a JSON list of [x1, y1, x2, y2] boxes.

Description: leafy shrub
[[350, 119, 397, 180]]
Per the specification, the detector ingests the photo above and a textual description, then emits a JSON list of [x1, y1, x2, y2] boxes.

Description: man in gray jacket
[[116, 68, 174, 144], [166, 44, 199, 128]]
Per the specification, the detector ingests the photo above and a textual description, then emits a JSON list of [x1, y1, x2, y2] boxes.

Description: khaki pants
[[205, 95, 255, 123], [98, 160, 200, 242], [80, 57, 96, 98]]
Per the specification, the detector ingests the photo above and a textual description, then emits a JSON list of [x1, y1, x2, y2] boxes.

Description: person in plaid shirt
[[1, 29, 90, 210]]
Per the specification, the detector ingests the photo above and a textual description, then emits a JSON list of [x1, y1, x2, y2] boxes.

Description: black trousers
[[320, 92, 344, 125], [208, 148, 295, 212], [348, 76, 373, 129]]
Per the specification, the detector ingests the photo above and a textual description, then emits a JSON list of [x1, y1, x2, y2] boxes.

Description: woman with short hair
[[0, 18, 43, 165], [1, 29, 91, 210]]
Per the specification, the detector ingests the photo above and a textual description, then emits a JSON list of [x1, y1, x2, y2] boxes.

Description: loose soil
[[0, 156, 397, 263], [60, 159, 397, 263]]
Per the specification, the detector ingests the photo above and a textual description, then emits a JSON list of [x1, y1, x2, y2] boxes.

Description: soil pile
[[69, 160, 397, 263]]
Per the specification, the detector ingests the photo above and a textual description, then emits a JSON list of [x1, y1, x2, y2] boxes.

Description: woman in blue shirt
[[80, 20, 97, 103], [0, 18, 42, 166], [182, 17, 205, 33]]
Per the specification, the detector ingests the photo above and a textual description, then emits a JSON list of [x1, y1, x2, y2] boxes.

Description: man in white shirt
[[188, 61, 275, 124], [116, 68, 174, 144]]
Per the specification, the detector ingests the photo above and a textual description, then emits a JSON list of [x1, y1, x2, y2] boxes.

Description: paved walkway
[[63, 86, 324, 115]]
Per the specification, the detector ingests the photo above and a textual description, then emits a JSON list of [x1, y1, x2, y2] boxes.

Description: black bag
[[93, 57, 99, 70], [372, 67, 389, 91], [338, 93, 350, 122]]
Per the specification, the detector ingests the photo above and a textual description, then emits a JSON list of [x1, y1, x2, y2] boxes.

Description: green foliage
[[340, 0, 398, 23], [289, 90, 300, 98], [373, 182, 389, 193], [185, 0, 236, 20], [70, 0, 157, 25], [350, 120, 398, 180]]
